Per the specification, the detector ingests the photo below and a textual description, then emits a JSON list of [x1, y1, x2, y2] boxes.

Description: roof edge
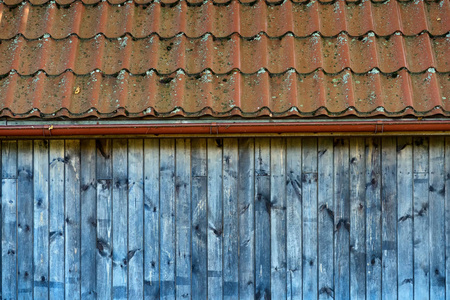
[[0, 119, 450, 137]]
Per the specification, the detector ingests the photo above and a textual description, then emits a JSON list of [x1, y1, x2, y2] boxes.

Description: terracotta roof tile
[[0, 0, 448, 119]]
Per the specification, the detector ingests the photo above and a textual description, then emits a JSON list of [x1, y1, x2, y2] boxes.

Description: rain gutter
[[0, 119, 449, 137]]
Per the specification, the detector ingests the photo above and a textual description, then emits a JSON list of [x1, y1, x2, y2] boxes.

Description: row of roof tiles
[[2, 33, 448, 75], [0, 69, 448, 118], [1, 0, 444, 6], [1, 0, 449, 39]]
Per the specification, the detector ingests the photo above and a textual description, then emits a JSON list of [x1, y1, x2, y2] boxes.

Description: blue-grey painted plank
[[96, 178, 112, 300], [96, 139, 112, 180], [429, 137, 445, 299], [445, 137, 450, 300], [191, 139, 207, 300], [318, 137, 333, 300], [413, 137, 430, 300], [270, 138, 286, 300], [144, 139, 160, 298], [2, 140, 17, 179], [223, 138, 239, 300], [302, 138, 318, 300], [334, 138, 350, 300], [397, 137, 413, 299], [160, 139, 176, 299], [80, 140, 97, 300], [33, 140, 49, 299], [17, 141, 33, 300], [175, 139, 191, 299], [49, 140, 65, 300], [2, 178, 17, 300], [128, 139, 144, 299], [207, 138, 223, 299], [381, 137, 397, 300], [65, 140, 81, 299], [112, 139, 128, 299], [349, 138, 366, 300], [255, 138, 271, 300], [239, 138, 255, 299], [366, 138, 382, 300]]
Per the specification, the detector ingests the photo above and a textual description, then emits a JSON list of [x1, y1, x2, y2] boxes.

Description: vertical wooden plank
[[33, 140, 49, 299], [112, 139, 128, 299], [349, 138, 366, 299], [302, 138, 318, 300], [397, 137, 413, 299], [445, 137, 450, 300], [160, 139, 176, 299], [175, 139, 191, 299], [65, 140, 81, 299], [80, 140, 97, 299], [96, 138, 112, 300], [17, 141, 33, 299], [144, 139, 160, 297], [2, 140, 17, 300], [334, 138, 350, 300], [191, 139, 207, 300], [223, 138, 239, 299], [239, 138, 255, 299], [255, 138, 271, 299], [381, 137, 398, 300], [366, 137, 382, 300], [271, 138, 286, 300], [413, 137, 429, 300], [429, 137, 445, 299], [207, 138, 223, 299], [49, 140, 65, 299], [318, 137, 334, 300], [128, 139, 144, 299]]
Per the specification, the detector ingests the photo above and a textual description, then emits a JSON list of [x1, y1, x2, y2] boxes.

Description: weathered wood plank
[[429, 137, 445, 299], [112, 139, 128, 299], [33, 140, 49, 299], [96, 178, 112, 300], [223, 138, 239, 299], [191, 139, 207, 300], [175, 139, 191, 299], [80, 140, 97, 300], [445, 137, 450, 300], [334, 138, 350, 300], [2, 140, 17, 179], [96, 138, 113, 300], [143, 139, 160, 298], [413, 137, 430, 300], [160, 139, 176, 299], [302, 138, 318, 300], [239, 138, 255, 299], [17, 141, 33, 299], [2, 178, 17, 300], [397, 137, 413, 299], [271, 138, 286, 300], [365, 138, 382, 300], [48, 140, 65, 299], [207, 138, 223, 299], [128, 139, 144, 299], [255, 138, 271, 300], [65, 140, 81, 299], [317, 137, 333, 300], [349, 138, 366, 299], [381, 137, 397, 300], [96, 139, 112, 180]]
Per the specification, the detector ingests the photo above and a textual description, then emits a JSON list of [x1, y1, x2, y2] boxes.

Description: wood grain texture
[[49, 140, 65, 299], [17, 141, 33, 300], [33, 140, 49, 299]]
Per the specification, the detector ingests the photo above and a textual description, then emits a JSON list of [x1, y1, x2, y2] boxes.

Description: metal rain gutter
[[0, 119, 449, 137]]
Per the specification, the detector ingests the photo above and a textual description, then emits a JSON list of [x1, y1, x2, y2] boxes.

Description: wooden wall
[[0, 137, 449, 299]]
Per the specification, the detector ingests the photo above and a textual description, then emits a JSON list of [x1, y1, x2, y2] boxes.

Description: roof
[[0, 0, 449, 119]]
